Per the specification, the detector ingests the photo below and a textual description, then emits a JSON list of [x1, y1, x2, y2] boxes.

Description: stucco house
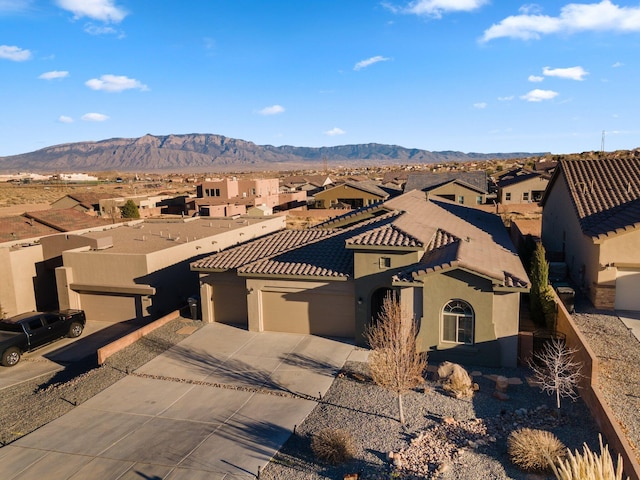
[[192, 190, 529, 367], [50, 216, 285, 322], [495, 168, 550, 204], [541, 157, 640, 310], [404, 171, 488, 206], [313, 181, 389, 209]]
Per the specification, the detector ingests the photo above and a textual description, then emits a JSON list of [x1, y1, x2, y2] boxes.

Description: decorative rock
[[387, 451, 395, 460], [492, 390, 510, 401], [495, 375, 509, 392], [508, 377, 523, 385], [470, 370, 482, 377]]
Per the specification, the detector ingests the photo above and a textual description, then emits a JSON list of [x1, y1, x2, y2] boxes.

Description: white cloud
[[39, 70, 69, 80], [401, 0, 488, 18], [482, 1, 640, 42], [528, 75, 544, 82], [473, 102, 487, 109], [520, 89, 559, 102], [325, 127, 346, 136], [0, 0, 32, 13], [85, 74, 148, 92], [0, 44, 31, 61], [258, 105, 285, 115], [58, 115, 73, 123], [498, 95, 515, 101], [612, 61, 623, 67], [81, 112, 109, 122], [84, 23, 123, 36], [55, 0, 127, 22], [354, 55, 390, 71], [543, 65, 588, 80]]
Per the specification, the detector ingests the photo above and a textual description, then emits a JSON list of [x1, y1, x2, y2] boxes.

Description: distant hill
[[0, 133, 547, 173]]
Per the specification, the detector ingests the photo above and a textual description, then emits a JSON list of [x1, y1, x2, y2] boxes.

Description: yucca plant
[[550, 435, 628, 480]]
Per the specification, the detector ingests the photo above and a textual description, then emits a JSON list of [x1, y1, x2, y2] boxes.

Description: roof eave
[[238, 272, 349, 281]]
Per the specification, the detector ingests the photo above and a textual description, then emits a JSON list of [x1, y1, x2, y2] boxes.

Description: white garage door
[[262, 290, 355, 337], [615, 270, 640, 311]]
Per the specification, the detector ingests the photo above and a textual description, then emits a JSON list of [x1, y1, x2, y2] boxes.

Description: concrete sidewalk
[[0, 323, 356, 479]]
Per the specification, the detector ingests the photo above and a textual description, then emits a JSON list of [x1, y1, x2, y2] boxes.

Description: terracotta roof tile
[[0, 216, 59, 243], [24, 208, 113, 231], [346, 223, 423, 248], [554, 157, 640, 237]]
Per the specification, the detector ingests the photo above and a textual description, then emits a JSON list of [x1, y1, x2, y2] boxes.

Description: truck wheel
[[68, 322, 84, 338], [2, 347, 21, 367]]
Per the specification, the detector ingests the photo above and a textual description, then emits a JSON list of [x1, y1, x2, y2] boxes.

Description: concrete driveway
[[0, 323, 356, 479]]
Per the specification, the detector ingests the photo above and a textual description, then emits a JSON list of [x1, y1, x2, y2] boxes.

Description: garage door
[[616, 270, 640, 311], [79, 293, 137, 322], [212, 283, 248, 326], [262, 290, 355, 337]]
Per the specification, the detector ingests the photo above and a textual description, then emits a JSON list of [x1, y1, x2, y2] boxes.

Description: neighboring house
[[313, 181, 389, 209], [0, 209, 120, 317], [279, 175, 333, 195], [534, 160, 558, 176], [195, 178, 306, 216], [541, 157, 640, 310], [192, 190, 529, 367], [52, 216, 285, 323], [404, 171, 488, 205], [495, 168, 550, 204], [50, 193, 118, 215]]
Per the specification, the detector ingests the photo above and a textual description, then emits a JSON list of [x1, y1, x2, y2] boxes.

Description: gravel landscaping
[[261, 360, 601, 480], [0, 314, 612, 479]]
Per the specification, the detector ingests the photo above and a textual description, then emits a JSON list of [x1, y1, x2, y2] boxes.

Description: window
[[522, 192, 529, 202], [442, 300, 474, 344], [379, 257, 391, 269], [476, 196, 483, 205], [457, 196, 464, 204], [505, 192, 511, 201]]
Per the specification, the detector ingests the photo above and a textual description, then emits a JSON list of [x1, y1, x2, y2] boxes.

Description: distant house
[[541, 157, 640, 310], [495, 168, 550, 204], [404, 171, 488, 205], [50, 192, 118, 215], [195, 177, 306, 216], [313, 181, 389, 209], [192, 190, 529, 367], [280, 175, 333, 195]]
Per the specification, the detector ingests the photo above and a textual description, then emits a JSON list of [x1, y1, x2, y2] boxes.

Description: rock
[[508, 377, 523, 385], [438, 362, 475, 398], [387, 451, 395, 460], [470, 370, 482, 377], [495, 375, 509, 392], [493, 390, 510, 401]]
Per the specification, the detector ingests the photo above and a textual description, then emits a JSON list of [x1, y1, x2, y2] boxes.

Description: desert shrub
[[508, 428, 566, 472], [311, 428, 357, 465], [551, 435, 628, 480]]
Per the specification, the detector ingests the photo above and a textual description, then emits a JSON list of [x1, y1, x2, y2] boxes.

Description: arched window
[[442, 300, 474, 345]]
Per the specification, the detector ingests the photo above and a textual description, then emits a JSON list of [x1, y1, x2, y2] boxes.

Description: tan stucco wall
[[0, 244, 43, 316], [429, 184, 485, 205], [415, 269, 513, 367]]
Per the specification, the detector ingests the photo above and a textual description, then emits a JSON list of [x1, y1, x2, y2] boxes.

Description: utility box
[[556, 286, 575, 313], [187, 296, 200, 320]]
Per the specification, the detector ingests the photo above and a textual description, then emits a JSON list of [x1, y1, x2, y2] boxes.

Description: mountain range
[[0, 133, 546, 173]]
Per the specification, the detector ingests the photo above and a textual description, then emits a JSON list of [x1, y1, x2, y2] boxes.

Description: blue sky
[[1, 0, 640, 157]]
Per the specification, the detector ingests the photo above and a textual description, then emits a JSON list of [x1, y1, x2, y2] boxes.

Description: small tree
[[366, 292, 427, 425], [530, 337, 582, 411], [530, 243, 550, 326], [120, 199, 140, 219]]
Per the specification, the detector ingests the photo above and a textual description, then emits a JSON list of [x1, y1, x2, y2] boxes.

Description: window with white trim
[[442, 300, 474, 344]]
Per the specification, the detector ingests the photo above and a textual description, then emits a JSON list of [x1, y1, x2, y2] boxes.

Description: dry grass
[[550, 435, 628, 480], [311, 428, 357, 465], [508, 428, 566, 472]]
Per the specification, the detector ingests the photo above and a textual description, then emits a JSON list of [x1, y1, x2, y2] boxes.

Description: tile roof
[[0, 215, 59, 243], [404, 171, 488, 193], [545, 157, 640, 238], [24, 208, 113, 231], [194, 189, 529, 289], [321, 181, 389, 198]]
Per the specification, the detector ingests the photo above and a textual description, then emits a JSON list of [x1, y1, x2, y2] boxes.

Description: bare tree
[[366, 292, 427, 425], [530, 337, 582, 410]]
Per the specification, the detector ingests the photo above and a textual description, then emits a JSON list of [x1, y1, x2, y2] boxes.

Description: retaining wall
[[97, 309, 181, 365]]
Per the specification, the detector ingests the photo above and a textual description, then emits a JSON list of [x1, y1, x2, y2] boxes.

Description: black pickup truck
[[0, 309, 86, 367]]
